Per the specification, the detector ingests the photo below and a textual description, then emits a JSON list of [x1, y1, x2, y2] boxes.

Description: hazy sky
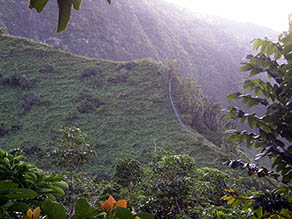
[[164, 0, 292, 32]]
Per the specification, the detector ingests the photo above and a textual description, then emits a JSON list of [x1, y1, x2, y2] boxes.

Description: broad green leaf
[[261, 125, 271, 133], [51, 187, 65, 196], [254, 206, 263, 218], [29, 0, 49, 13], [283, 32, 292, 43], [0, 181, 18, 190], [247, 99, 258, 108], [42, 200, 66, 219], [275, 187, 289, 194], [241, 97, 249, 105], [232, 199, 241, 207], [26, 172, 38, 182], [57, 0, 73, 33], [72, 0, 82, 10], [254, 88, 261, 96], [266, 43, 275, 56], [240, 64, 253, 72], [261, 41, 269, 54], [46, 193, 56, 201], [53, 181, 69, 189], [227, 197, 236, 205], [7, 188, 37, 199], [74, 199, 89, 216], [274, 49, 282, 60], [226, 92, 241, 101], [247, 117, 257, 129], [87, 206, 99, 217], [115, 207, 135, 219], [41, 188, 54, 193], [243, 81, 251, 90], [253, 39, 262, 50], [8, 202, 29, 212], [240, 117, 247, 124], [250, 67, 263, 77], [15, 155, 25, 161], [283, 40, 292, 54]]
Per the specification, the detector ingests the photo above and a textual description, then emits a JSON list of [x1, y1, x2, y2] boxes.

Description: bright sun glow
[[164, 0, 292, 32]]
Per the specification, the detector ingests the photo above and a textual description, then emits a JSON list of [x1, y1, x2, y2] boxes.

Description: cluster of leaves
[[114, 158, 143, 211], [171, 74, 233, 145], [29, 0, 112, 33], [0, 146, 154, 218], [226, 33, 292, 184], [126, 150, 235, 218], [0, 148, 68, 218], [224, 31, 292, 218], [48, 127, 96, 171], [48, 127, 96, 214], [221, 188, 292, 218]]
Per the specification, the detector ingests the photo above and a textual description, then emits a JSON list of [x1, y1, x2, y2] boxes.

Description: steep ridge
[[169, 79, 198, 138], [0, 33, 226, 178], [0, 0, 278, 104]]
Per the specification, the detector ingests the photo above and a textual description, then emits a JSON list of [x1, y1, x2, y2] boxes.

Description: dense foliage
[[0, 147, 154, 218], [0, 33, 227, 176], [0, 148, 68, 218], [2, 1, 290, 218], [223, 31, 292, 218], [171, 74, 233, 145]]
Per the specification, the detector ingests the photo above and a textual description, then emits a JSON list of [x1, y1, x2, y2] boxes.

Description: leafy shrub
[[0, 122, 9, 137], [0, 148, 68, 218], [75, 88, 104, 114], [1, 73, 32, 90], [223, 29, 292, 218], [171, 74, 232, 145], [78, 66, 101, 78], [18, 92, 39, 115]]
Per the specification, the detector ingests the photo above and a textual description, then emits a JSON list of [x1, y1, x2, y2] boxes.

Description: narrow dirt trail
[[168, 79, 197, 138]]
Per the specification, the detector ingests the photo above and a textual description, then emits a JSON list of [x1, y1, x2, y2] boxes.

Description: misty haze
[[0, 0, 291, 218]]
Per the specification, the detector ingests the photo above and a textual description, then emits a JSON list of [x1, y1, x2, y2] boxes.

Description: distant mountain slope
[[0, 0, 279, 104], [0, 34, 228, 177]]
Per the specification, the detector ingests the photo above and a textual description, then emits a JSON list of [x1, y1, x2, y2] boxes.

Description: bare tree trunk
[[70, 170, 75, 216], [175, 196, 182, 215], [128, 182, 134, 211]]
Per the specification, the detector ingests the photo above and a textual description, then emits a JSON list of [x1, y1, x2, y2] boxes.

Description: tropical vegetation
[[0, 0, 291, 218]]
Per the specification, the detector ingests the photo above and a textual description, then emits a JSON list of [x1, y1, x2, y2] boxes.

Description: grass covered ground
[[0, 33, 227, 177]]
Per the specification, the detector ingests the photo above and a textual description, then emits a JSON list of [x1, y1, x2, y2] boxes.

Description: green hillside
[[0, 0, 278, 104], [0, 33, 229, 177]]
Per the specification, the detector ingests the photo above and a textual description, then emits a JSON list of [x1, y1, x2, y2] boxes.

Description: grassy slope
[[0, 0, 278, 105], [0, 34, 225, 177]]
